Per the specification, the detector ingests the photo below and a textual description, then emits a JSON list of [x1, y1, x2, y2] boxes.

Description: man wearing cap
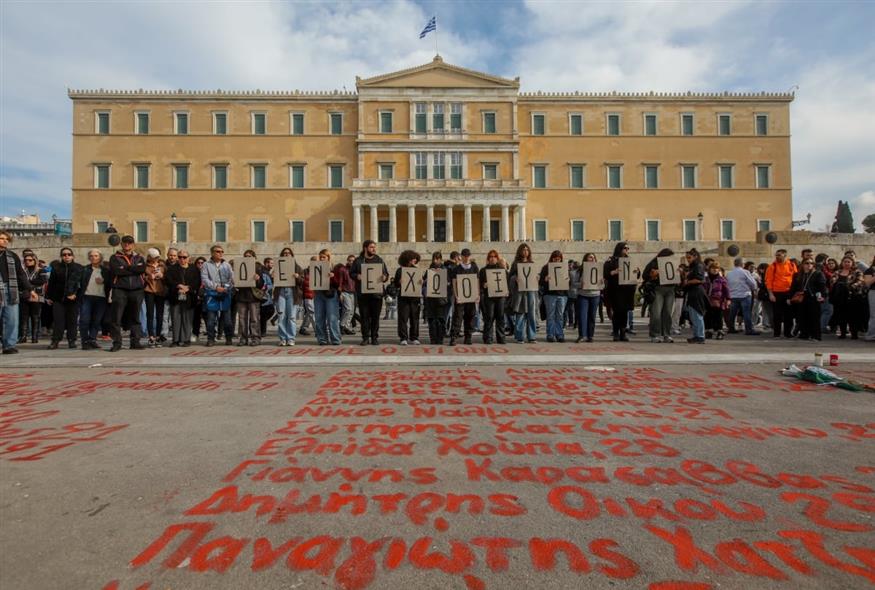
[[107, 235, 147, 351]]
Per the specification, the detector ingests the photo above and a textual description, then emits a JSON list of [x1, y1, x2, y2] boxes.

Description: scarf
[[1, 250, 19, 306]]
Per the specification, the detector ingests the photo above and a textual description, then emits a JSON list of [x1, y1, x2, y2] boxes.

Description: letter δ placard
[[425, 268, 447, 298], [309, 260, 330, 291], [485, 269, 509, 298], [274, 256, 296, 287], [361, 263, 384, 294], [516, 263, 538, 292], [235, 257, 257, 287], [581, 261, 602, 290], [548, 262, 569, 291], [400, 268, 423, 298], [454, 274, 478, 303], [658, 256, 681, 285], [619, 258, 638, 285]]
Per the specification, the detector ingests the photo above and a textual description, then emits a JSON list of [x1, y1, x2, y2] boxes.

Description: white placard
[[515, 263, 538, 292], [274, 256, 296, 287], [619, 258, 638, 285], [360, 263, 384, 295], [309, 260, 331, 291], [454, 275, 479, 304], [425, 269, 447, 298], [658, 256, 681, 285], [234, 257, 257, 287], [547, 262, 569, 291], [581, 261, 602, 290], [399, 268, 423, 298], [485, 269, 509, 298]]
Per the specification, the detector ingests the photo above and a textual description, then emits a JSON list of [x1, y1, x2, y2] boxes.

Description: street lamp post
[[171, 212, 177, 244], [697, 212, 704, 241]]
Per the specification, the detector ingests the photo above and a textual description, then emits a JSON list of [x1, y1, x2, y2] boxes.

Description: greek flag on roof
[[419, 16, 436, 39]]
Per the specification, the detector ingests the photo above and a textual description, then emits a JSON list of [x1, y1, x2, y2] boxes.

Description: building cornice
[[67, 88, 358, 101], [519, 90, 795, 103], [356, 55, 520, 89]]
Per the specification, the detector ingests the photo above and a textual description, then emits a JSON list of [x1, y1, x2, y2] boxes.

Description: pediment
[[357, 56, 519, 89]]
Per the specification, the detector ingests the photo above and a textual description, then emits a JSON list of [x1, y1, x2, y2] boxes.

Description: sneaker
[[744, 331, 762, 336], [547, 336, 556, 343], [288, 341, 295, 346], [449, 338, 457, 346], [410, 339, 421, 345], [361, 339, 370, 346], [130, 342, 146, 350], [687, 337, 705, 344], [651, 337, 662, 343], [586, 337, 593, 343], [400, 340, 408, 346], [47, 341, 59, 350], [663, 336, 674, 343], [626, 329, 636, 336], [205, 340, 215, 347], [715, 332, 724, 340], [109, 343, 122, 352], [371, 339, 379, 346], [2, 348, 18, 354]]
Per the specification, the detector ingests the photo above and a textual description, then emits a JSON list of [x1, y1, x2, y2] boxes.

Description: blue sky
[[1, 0, 873, 231]]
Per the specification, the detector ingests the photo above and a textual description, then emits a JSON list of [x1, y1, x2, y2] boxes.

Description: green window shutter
[[380, 112, 392, 133], [570, 115, 582, 135], [253, 166, 266, 188], [607, 115, 620, 136], [533, 114, 545, 135], [137, 113, 149, 134], [330, 166, 343, 188], [214, 221, 227, 242], [451, 164, 462, 179], [97, 113, 109, 134], [645, 166, 658, 188], [722, 220, 734, 240], [720, 166, 733, 188], [331, 114, 342, 135], [214, 113, 227, 135], [450, 113, 461, 131], [291, 166, 304, 188], [176, 114, 188, 135], [175, 166, 188, 189], [572, 221, 584, 241], [176, 222, 188, 243], [682, 114, 694, 136], [253, 114, 265, 135], [683, 166, 696, 188], [484, 164, 497, 180], [214, 166, 227, 189], [330, 221, 343, 242], [533, 166, 546, 188], [645, 115, 656, 136], [719, 115, 731, 136], [647, 221, 659, 241], [253, 222, 266, 242], [291, 221, 304, 242], [136, 166, 149, 189], [97, 166, 109, 188], [135, 222, 148, 243], [433, 113, 444, 131], [757, 166, 770, 188], [415, 113, 427, 133], [534, 221, 547, 241], [292, 113, 304, 135], [608, 166, 621, 188], [756, 115, 768, 136], [570, 166, 583, 188], [684, 220, 697, 241], [484, 112, 496, 133], [609, 220, 622, 241]]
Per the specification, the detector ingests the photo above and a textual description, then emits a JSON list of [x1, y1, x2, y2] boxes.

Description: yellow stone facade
[[70, 57, 793, 245]]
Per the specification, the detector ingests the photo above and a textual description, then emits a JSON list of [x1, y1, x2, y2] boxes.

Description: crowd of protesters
[[1, 229, 873, 354]]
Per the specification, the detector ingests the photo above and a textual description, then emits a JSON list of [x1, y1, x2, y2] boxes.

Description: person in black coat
[[165, 249, 202, 347], [449, 248, 479, 346], [791, 258, 828, 341], [393, 250, 422, 345], [603, 242, 636, 341], [349, 240, 389, 346], [46, 247, 84, 349], [479, 250, 508, 345], [19, 252, 46, 344]]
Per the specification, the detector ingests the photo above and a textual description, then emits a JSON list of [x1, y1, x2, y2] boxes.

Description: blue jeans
[[728, 297, 754, 334], [687, 306, 705, 339], [314, 292, 341, 345], [206, 309, 232, 342], [820, 300, 833, 331], [1, 287, 19, 350], [513, 292, 537, 342], [544, 294, 567, 340], [276, 288, 297, 343], [79, 295, 107, 344], [577, 295, 599, 340]]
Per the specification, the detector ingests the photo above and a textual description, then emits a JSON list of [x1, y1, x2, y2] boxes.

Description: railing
[[352, 178, 523, 190]]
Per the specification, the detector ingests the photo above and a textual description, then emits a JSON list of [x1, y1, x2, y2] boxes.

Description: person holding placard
[[539, 250, 569, 343], [200, 244, 234, 347], [274, 247, 303, 346], [603, 242, 636, 342], [235, 250, 265, 346], [337, 255, 356, 335], [392, 250, 422, 345], [508, 243, 537, 343], [313, 249, 342, 346], [349, 240, 389, 346], [642, 248, 676, 343], [478, 249, 508, 345], [683, 249, 708, 343], [577, 253, 601, 343], [423, 252, 449, 344], [449, 248, 479, 346]]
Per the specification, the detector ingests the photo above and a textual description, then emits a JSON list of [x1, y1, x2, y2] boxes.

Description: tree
[[831, 200, 855, 233], [863, 213, 875, 234]]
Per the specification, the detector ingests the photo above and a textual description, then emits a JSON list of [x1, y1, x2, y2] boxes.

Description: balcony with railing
[[352, 178, 523, 190]]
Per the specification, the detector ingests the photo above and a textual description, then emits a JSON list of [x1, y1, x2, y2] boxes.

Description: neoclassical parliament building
[[70, 56, 793, 245]]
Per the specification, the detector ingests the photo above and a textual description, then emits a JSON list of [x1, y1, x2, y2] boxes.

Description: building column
[[464, 205, 472, 242], [407, 204, 416, 242], [426, 205, 435, 242], [445, 205, 454, 242], [389, 205, 397, 242], [501, 205, 510, 242], [482, 204, 491, 241], [519, 205, 527, 240], [353, 205, 362, 243], [370, 204, 379, 242]]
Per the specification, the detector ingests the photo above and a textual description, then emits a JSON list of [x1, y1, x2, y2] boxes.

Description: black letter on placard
[[313, 265, 323, 286], [462, 277, 472, 298], [404, 271, 415, 292], [240, 263, 248, 281], [430, 273, 440, 295], [522, 266, 531, 281], [664, 262, 676, 281], [589, 267, 598, 284], [495, 272, 505, 294], [552, 265, 561, 284]]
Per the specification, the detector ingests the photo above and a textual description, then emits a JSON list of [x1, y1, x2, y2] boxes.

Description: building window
[[213, 112, 227, 135], [569, 113, 583, 135], [290, 220, 305, 242], [683, 219, 697, 241], [329, 113, 343, 135], [449, 152, 462, 179], [569, 165, 585, 189], [719, 164, 734, 189], [415, 103, 427, 133], [134, 221, 148, 243], [135, 164, 150, 189], [720, 219, 735, 240], [380, 111, 393, 133], [174, 112, 188, 135], [483, 111, 496, 134], [378, 219, 390, 243], [644, 113, 657, 136], [251, 112, 266, 135], [94, 164, 110, 189], [213, 220, 227, 242], [718, 113, 731, 136], [606, 113, 620, 136], [646, 219, 661, 241], [483, 163, 498, 180], [175, 221, 188, 243], [608, 219, 623, 241], [379, 163, 394, 180], [755, 114, 768, 136], [329, 165, 344, 188], [251, 164, 267, 188], [571, 220, 585, 241], [681, 164, 697, 189], [291, 112, 304, 135], [252, 221, 266, 242], [532, 165, 547, 188], [607, 165, 622, 189], [213, 165, 228, 189], [757, 219, 771, 232], [135, 112, 149, 135], [644, 165, 659, 189], [414, 152, 427, 179], [450, 103, 462, 132], [96, 111, 110, 134], [433, 152, 446, 180], [329, 219, 344, 242], [533, 220, 548, 241], [432, 103, 445, 132], [756, 164, 771, 188], [94, 220, 109, 233], [681, 113, 694, 136], [174, 164, 189, 189], [290, 165, 305, 188], [532, 113, 545, 135]]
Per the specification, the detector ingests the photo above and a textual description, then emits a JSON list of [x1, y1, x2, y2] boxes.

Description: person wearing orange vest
[[764, 249, 798, 338]]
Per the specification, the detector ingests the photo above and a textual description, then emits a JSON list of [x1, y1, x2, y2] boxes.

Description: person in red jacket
[[764, 249, 798, 338]]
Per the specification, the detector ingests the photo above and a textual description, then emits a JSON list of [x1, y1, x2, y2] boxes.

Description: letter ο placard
[[235, 257, 257, 287]]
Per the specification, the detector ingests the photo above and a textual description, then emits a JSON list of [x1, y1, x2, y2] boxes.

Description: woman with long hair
[[576, 253, 600, 343], [603, 242, 636, 341], [275, 247, 302, 346], [643, 248, 676, 343], [143, 249, 167, 347], [19, 252, 46, 344], [683, 248, 708, 343], [423, 251, 448, 344], [539, 250, 568, 342], [314, 248, 342, 345], [479, 249, 508, 345], [508, 243, 537, 343], [791, 258, 827, 341], [393, 250, 422, 345]]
